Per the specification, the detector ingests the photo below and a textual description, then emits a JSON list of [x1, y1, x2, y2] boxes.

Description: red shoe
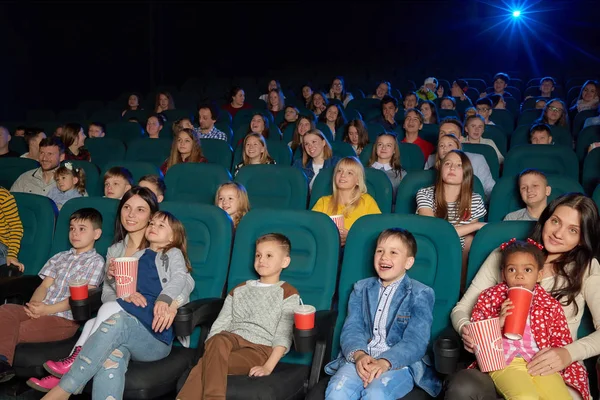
[[43, 346, 81, 378], [26, 375, 60, 392]]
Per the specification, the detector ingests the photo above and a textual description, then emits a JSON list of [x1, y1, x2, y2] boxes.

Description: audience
[[503, 169, 551, 221], [11, 137, 65, 195], [103, 166, 134, 200]]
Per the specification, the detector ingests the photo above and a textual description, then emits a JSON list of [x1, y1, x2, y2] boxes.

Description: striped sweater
[[0, 188, 23, 258]]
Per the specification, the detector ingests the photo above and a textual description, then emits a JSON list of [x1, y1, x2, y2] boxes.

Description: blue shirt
[[47, 187, 82, 208]]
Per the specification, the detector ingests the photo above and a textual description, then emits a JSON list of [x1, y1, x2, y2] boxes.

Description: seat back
[[582, 148, 600, 194], [517, 109, 542, 126], [12, 193, 57, 275], [105, 121, 145, 144], [61, 160, 102, 197], [90, 109, 121, 124], [331, 141, 357, 159], [202, 139, 233, 171], [482, 124, 507, 156], [576, 125, 600, 162], [9, 136, 27, 155], [594, 185, 600, 210], [228, 209, 340, 364], [488, 175, 584, 222], [164, 163, 231, 204], [234, 165, 308, 210], [489, 109, 514, 135], [86, 138, 126, 169], [395, 170, 485, 215], [125, 138, 172, 166], [503, 145, 579, 181], [573, 109, 598, 137], [161, 109, 193, 123], [0, 158, 39, 189], [398, 142, 426, 172], [462, 143, 500, 180], [331, 214, 462, 357], [466, 221, 535, 287], [50, 197, 119, 258]]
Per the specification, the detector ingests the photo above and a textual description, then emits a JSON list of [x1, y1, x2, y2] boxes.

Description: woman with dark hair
[[222, 87, 252, 119], [155, 92, 175, 114], [146, 114, 166, 139], [121, 93, 143, 117], [61, 123, 90, 161], [535, 98, 570, 128], [327, 76, 354, 108], [318, 104, 347, 140], [446, 193, 600, 400]]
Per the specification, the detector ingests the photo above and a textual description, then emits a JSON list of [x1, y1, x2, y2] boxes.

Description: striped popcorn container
[[466, 317, 506, 372], [330, 215, 345, 230], [114, 257, 138, 299]]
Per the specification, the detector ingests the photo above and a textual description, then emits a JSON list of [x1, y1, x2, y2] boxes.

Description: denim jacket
[[292, 155, 341, 184], [325, 276, 441, 397]]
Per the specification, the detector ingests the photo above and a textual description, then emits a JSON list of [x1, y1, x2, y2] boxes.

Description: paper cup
[[504, 286, 534, 340], [113, 257, 138, 299], [330, 215, 345, 230], [294, 305, 316, 330], [466, 318, 505, 372], [69, 278, 89, 301]]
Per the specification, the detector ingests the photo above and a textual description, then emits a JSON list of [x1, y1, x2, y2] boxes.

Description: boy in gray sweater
[[177, 233, 300, 400]]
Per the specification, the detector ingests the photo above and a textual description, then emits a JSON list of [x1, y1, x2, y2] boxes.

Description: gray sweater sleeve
[[272, 293, 300, 353], [206, 294, 233, 340], [156, 248, 195, 306], [101, 243, 121, 303]]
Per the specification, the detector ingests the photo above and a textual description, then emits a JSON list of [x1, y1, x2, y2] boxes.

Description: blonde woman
[[160, 128, 207, 175], [215, 182, 250, 229], [292, 129, 341, 190], [367, 132, 406, 197], [312, 157, 381, 246], [233, 133, 276, 176]]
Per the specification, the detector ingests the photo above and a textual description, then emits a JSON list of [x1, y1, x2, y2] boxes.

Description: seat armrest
[[0, 275, 43, 303], [173, 298, 225, 337], [306, 310, 338, 391], [69, 288, 103, 322], [0, 264, 23, 278]]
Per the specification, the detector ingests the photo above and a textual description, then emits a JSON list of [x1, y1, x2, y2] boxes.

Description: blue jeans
[[58, 311, 171, 400], [0, 242, 8, 266], [325, 362, 414, 400]]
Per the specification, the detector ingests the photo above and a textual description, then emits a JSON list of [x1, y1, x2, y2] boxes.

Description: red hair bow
[[500, 238, 517, 251], [527, 238, 544, 250]]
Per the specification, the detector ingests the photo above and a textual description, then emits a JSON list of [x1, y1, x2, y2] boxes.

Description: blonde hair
[[166, 128, 205, 171], [55, 163, 86, 195], [301, 129, 333, 167], [368, 133, 402, 173], [215, 182, 250, 228], [242, 133, 274, 165], [328, 157, 367, 217]]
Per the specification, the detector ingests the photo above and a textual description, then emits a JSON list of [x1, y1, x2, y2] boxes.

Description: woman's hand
[[499, 298, 514, 328], [527, 347, 572, 376], [107, 258, 116, 278], [461, 325, 476, 353], [152, 301, 177, 332], [339, 228, 348, 246], [124, 292, 147, 307]]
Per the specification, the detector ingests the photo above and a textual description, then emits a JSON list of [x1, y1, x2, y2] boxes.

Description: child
[[324, 228, 440, 399], [160, 128, 207, 175], [28, 211, 195, 392], [529, 123, 553, 145], [504, 169, 551, 221], [138, 174, 166, 203], [233, 133, 276, 176], [475, 97, 495, 125], [103, 166, 134, 199], [0, 187, 24, 271], [342, 120, 369, 156], [367, 133, 407, 200], [47, 162, 86, 210], [176, 233, 300, 400], [87, 122, 105, 138], [215, 182, 250, 229], [0, 208, 105, 383], [468, 239, 590, 400]]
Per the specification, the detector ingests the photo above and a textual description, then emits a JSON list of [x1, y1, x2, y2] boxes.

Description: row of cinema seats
[[2, 195, 598, 399]]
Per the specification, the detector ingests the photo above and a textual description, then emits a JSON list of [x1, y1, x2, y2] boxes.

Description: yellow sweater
[[0, 188, 23, 258], [312, 193, 381, 230]]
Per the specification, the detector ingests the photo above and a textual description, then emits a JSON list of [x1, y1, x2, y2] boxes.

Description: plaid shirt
[[38, 248, 105, 320], [503, 315, 539, 364], [194, 126, 228, 142], [366, 276, 404, 359]]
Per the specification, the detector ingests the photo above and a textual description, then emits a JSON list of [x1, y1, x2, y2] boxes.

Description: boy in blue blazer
[[324, 228, 441, 399]]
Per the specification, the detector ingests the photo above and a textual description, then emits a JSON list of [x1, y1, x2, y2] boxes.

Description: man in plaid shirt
[[195, 103, 228, 141], [0, 208, 105, 383]]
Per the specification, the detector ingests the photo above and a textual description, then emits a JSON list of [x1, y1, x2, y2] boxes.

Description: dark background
[[1, 1, 599, 119]]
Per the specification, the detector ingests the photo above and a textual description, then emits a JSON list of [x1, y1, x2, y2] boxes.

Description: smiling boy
[[504, 169, 551, 221]]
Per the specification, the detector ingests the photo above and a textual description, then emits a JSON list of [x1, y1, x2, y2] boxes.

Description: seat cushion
[[14, 336, 78, 378], [305, 375, 434, 400]]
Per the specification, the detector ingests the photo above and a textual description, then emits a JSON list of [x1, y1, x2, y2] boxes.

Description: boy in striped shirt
[[0, 187, 23, 270]]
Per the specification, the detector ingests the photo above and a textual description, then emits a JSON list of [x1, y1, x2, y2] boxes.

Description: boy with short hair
[[324, 228, 440, 399], [475, 97, 495, 125], [103, 166, 134, 199], [504, 169, 551, 221], [177, 233, 300, 400], [87, 122, 106, 138], [0, 208, 105, 382], [138, 174, 166, 203], [0, 187, 24, 270], [529, 123, 553, 145]]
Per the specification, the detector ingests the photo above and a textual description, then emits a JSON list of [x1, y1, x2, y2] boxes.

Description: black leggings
[[444, 369, 499, 400]]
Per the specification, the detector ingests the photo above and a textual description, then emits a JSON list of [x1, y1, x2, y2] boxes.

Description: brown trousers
[[177, 331, 273, 400], [0, 304, 79, 364]]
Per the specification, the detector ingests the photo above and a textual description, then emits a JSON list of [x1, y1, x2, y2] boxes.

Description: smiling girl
[[161, 128, 207, 175]]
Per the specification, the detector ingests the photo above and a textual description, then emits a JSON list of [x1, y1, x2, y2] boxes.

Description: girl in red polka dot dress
[[468, 239, 590, 400]]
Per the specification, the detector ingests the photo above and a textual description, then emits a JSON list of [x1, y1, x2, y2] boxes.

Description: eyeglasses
[[476, 107, 490, 113], [548, 106, 563, 113]]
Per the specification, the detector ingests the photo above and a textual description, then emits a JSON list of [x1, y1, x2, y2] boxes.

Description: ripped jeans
[[325, 362, 414, 400], [58, 311, 171, 400]]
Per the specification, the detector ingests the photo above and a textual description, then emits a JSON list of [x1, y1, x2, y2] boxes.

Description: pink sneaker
[[26, 375, 60, 393], [43, 346, 81, 378]]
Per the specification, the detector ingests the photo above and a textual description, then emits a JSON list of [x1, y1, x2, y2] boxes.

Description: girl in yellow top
[[312, 157, 381, 245]]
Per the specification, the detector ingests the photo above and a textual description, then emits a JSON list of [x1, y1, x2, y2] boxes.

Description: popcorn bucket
[[330, 215, 345, 230], [113, 257, 138, 299], [466, 318, 506, 372]]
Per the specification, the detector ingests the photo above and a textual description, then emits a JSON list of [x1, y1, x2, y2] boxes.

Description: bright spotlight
[[512, 10, 521, 17]]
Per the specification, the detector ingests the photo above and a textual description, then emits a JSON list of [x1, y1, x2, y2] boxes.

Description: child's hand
[[248, 365, 273, 377], [461, 325, 476, 353], [364, 359, 391, 387], [107, 258, 116, 278], [152, 301, 177, 332], [354, 352, 375, 383], [6, 257, 24, 272], [25, 301, 48, 318], [499, 298, 514, 328], [124, 292, 147, 308]]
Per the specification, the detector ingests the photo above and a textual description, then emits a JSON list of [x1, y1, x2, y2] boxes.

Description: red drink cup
[[113, 257, 139, 299], [69, 279, 89, 301], [466, 318, 505, 372], [330, 215, 345, 231], [294, 305, 316, 330], [504, 286, 534, 340]]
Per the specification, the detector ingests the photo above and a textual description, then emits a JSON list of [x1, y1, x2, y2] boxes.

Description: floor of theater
[[0, 379, 176, 399]]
